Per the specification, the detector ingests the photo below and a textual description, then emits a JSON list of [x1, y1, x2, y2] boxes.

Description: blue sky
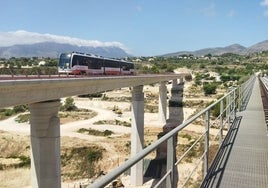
[[1, 0, 268, 56]]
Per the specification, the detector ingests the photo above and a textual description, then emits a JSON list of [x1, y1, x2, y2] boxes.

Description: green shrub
[[4, 109, 14, 116], [61, 97, 77, 111], [203, 83, 217, 95], [18, 155, 31, 167], [15, 113, 30, 123], [78, 128, 114, 136], [13, 105, 28, 113]]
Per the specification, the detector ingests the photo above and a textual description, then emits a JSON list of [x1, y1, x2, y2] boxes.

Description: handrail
[[88, 76, 256, 188]]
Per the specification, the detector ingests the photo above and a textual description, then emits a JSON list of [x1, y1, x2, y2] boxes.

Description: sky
[[1, 0, 268, 56]]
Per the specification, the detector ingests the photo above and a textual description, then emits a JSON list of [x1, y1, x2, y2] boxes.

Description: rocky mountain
[[162, 40, 268, 57], [0, 42, 130, 58], [1, 38, 268, 58], [246, 40, 268, 54]]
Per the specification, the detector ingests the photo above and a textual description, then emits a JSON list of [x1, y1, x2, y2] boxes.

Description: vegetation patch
[[0, 155, 31, 169], [93, 119, 131, 127], [15, 113, 30, 123], [0, 132, 30, 170], [145, 104, 158, 113], [78, 128, 114, 137], [203, 82, 218, 95], [0, 105, 28, 120], [61, 146, 105, 179]]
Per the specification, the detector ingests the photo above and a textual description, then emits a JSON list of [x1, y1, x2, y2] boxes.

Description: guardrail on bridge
[[88, 76, 256, 188]]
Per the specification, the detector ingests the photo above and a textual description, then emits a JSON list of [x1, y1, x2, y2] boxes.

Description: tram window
[[80, 58, 87, 66], [129, 63, 134, 69], [86, 57, 101, 69], [72, 55, 79, 66], [121, 62, 128, 71], [59, 53, 71, 67], [104, 59, 118, 68]]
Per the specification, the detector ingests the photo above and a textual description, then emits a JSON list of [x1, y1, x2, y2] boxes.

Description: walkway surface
[[201, 78, 268, 187]]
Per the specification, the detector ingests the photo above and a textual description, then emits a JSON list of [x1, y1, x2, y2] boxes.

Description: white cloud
[[200, 3, 216, 17], [0, 30, 129, 52], [261, 0, 268, 16], [261, 0, 268, 6]]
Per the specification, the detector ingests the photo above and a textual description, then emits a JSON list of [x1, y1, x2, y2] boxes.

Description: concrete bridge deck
[[202, 78, 268, 187]]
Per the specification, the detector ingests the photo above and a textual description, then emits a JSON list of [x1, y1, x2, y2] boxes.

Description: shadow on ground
[[200, 116, 242, 188]]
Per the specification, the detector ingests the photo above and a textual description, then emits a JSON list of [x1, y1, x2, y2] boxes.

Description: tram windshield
[[58, 53, 71, 68]]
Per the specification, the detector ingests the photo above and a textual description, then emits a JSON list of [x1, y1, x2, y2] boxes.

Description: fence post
[[233, 89, 237, 118], [204, 110, 210, 178], [226, 93, 231, 130], [166, 136, 175, 188], [238, 85, 242, 111], [219, 100, 223, 146]]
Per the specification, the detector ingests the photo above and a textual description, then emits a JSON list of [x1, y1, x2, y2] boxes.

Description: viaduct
[[0, 74, 185, 188]]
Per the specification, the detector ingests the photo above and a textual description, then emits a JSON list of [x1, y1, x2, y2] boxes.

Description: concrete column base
[[159, 82, 167, 124]]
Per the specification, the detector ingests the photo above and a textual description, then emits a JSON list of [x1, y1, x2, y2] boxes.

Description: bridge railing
[[88, 76, 255, 188]]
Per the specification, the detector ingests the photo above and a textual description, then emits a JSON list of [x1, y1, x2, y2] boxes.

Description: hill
[[162, 40, 268, 57], [0, 42, 130, 59]]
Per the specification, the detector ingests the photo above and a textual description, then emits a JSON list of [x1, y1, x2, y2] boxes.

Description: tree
[[62, 97, 77, 111]]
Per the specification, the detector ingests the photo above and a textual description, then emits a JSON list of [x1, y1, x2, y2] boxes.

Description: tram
[[58, 52, 134, 75]]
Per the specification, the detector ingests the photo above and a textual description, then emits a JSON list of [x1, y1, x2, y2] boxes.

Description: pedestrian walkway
[[201, 78, 268, 188]]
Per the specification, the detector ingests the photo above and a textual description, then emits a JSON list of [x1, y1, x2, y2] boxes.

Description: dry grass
[[0, 167, 30, 188]]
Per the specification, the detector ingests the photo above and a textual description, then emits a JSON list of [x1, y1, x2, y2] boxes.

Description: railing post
[[238, 85, 242, 111], [219, 100, 223, 145], [227, 93, 231, 130], [204, 110, 210, 178], [233, 89, 237, 118], [166, 135, 175, 188]]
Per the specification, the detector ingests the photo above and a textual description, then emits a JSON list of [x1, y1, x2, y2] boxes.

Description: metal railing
[[88, 76, 256, 188]]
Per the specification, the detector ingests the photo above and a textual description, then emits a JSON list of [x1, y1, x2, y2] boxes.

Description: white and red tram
[[58, 52, 134, 75]]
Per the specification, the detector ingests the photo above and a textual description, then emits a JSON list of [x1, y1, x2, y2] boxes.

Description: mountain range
[[162, 40, 268, 57], [0, 42, 129, 59], [0, 40, 268, 58]]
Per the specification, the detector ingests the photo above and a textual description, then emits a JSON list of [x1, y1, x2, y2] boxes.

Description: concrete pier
[[130, 85, 144, 186], [29, 100, 61, 188], [159, 81, 167, 124]]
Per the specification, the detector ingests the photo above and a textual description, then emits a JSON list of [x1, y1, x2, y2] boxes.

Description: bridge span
[[0, 74, 184, 188], [0, 74, 183, 108]]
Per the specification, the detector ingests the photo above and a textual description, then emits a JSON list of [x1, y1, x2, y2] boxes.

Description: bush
[[78, 92, 103, 98], [18, 155, 31, 167], [13, 105, 28, 113], [203, 83, 217, 95], [185, 74, 193, 81], [15, 113, 30, 123], [78, 128, 114, 136], [62, 97, 77, 111], [4, 109, 14, 116]]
